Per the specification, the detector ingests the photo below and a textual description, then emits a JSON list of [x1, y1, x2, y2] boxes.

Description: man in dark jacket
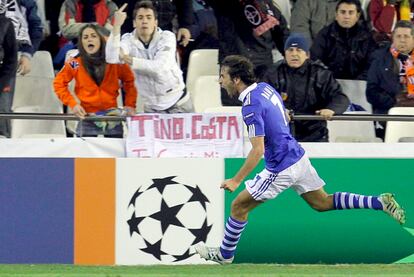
[[366, 20, 414, 138], [207, 0, 290, 105], [265, 33, 349, 142], [0, 0, 17, 137], [310, 0, 377, 80]]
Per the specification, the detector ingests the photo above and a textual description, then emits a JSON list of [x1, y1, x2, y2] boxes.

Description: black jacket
[[0, 15, 17, 92], [366, 47, 401, 114], [206, 0, 289, 68], [207, 0, 290, 106], [310, 21, 377, 80], [265, 59, 350, 142]]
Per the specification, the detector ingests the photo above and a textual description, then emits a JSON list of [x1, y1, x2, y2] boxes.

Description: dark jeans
[[0, 77, 15, 137]]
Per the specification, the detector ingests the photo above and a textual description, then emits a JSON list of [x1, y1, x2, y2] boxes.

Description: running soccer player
[[194, 55, 406, 264]]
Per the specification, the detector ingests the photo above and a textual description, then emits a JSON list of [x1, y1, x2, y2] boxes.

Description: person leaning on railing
[[366, 20, 414, 139], [53, 23, 137, 138]]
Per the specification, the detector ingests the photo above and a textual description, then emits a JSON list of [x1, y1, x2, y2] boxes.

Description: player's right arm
[[221, 136, 264, 192]]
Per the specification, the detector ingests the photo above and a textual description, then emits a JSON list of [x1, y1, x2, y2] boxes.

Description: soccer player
[[194, 55, 406, 265]]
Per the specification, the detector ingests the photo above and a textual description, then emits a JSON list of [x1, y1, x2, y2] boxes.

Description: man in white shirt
[[106, 1, 193, 113]]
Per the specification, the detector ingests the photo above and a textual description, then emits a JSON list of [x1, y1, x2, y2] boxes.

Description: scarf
[[238, 0, 280, 37], [390, 46, 414, 95]]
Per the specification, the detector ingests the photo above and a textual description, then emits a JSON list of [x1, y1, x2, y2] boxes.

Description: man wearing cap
[[264, 33, 349, 142]]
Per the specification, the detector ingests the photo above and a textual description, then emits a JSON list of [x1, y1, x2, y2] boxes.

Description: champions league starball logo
[[127, 176, 213, 262]]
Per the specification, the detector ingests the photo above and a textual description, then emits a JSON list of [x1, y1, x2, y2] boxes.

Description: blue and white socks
[[220, 216, 247, 259], [333, 192, 383, 210]]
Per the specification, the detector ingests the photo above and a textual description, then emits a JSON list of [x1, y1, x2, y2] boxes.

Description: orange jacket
[[53, 56, 138, 113]]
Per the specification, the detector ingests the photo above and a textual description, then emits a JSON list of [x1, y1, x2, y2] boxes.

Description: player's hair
[[133, 0, 158, 20], [335, 0, 362, 14], [221, 55, 256, 85], [393, 20, 414, 36]]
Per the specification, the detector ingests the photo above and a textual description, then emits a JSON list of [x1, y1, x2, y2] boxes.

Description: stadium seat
[[11, 105, 66, 138], [336, 79, 372, 113], [192, 75, 221, 112], [327, 111, 381, 142], [186, 49, 219, 98], [12, 75, 65, 138], [12, 76, 62, 111], [384, 107, 414, 143], [26, 51, 55, 78]]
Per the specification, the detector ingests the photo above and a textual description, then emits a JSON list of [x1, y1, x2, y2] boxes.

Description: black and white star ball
[[128, 176, 213, 262]]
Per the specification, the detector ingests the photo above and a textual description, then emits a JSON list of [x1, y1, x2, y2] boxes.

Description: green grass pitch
[[0, 264, 413, 276]]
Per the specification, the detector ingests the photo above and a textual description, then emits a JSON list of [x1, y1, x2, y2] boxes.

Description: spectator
[[206, 0, 290, 106], [370, 0, 414, 46], [106, 1, 193, 113], [310, 0, 377, 80], [366, 20, 414, 138], [5, 0, 43, 76], [39, 0, 65, 59], [54, 24, 137, 137], [58, 0, 117, 40], [180, 0, 219, 79], [264, 33, 349, 142], [2, 0, 43, 138], [290, 0, 339, 43], [0, 0, 18, 138], [54, 0, 117, 68], [112, 0, 194, 47]]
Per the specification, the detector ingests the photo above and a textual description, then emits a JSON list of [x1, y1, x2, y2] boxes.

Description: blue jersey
[[239, 82, 305, 173]]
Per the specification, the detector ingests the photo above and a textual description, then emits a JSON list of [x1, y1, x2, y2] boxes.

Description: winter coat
[[366, 47, 401, 114], [265, 59, 350, 142], [58, 0, 117, 39], [0, 14, 17, 92], [6, 0, 43, 56], [106, 28, 186, 111], [310, 21, 377, 80], [54, 55, 137, 113], [206, 0, 289, 68]]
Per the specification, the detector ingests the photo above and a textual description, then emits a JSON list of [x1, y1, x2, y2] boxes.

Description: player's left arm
[[221, 136, 264, 192]]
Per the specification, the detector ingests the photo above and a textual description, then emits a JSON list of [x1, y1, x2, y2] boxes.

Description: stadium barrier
[[0, 113, 413, 265]]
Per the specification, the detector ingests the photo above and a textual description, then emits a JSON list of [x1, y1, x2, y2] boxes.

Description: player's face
[[81, 27, 101, 55], [219, 66, 238, 97], [285, 47, 308, 68], [393, 27, 414, 54], [335, 3, 360, 28], [135, 8, 158, 38]]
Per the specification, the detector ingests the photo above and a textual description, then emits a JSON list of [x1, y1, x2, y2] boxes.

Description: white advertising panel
[[126, 114, 244, 158], [115, 158, 225, 265]]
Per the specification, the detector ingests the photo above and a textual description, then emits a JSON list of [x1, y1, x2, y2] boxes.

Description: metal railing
[[2, 112, 414, 122]]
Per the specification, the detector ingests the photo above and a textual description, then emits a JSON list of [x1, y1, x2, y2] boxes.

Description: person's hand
[[316, 109, 335, 120], [119, 48, 133, 65], [17, 56, 31, 75], [72, 104, 87, 119], [220, 178, 240, 192], [177, 28, 191, 47], [114, 3, 128, 28], [124, 106, 136, 116], [285, 109, 292, 123]]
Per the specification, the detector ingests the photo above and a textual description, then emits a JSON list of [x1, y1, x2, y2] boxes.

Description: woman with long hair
[[54, 23, 138, 137]]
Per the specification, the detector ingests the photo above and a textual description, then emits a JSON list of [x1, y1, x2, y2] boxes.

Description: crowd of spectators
[[3, 0, 414, 141]]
